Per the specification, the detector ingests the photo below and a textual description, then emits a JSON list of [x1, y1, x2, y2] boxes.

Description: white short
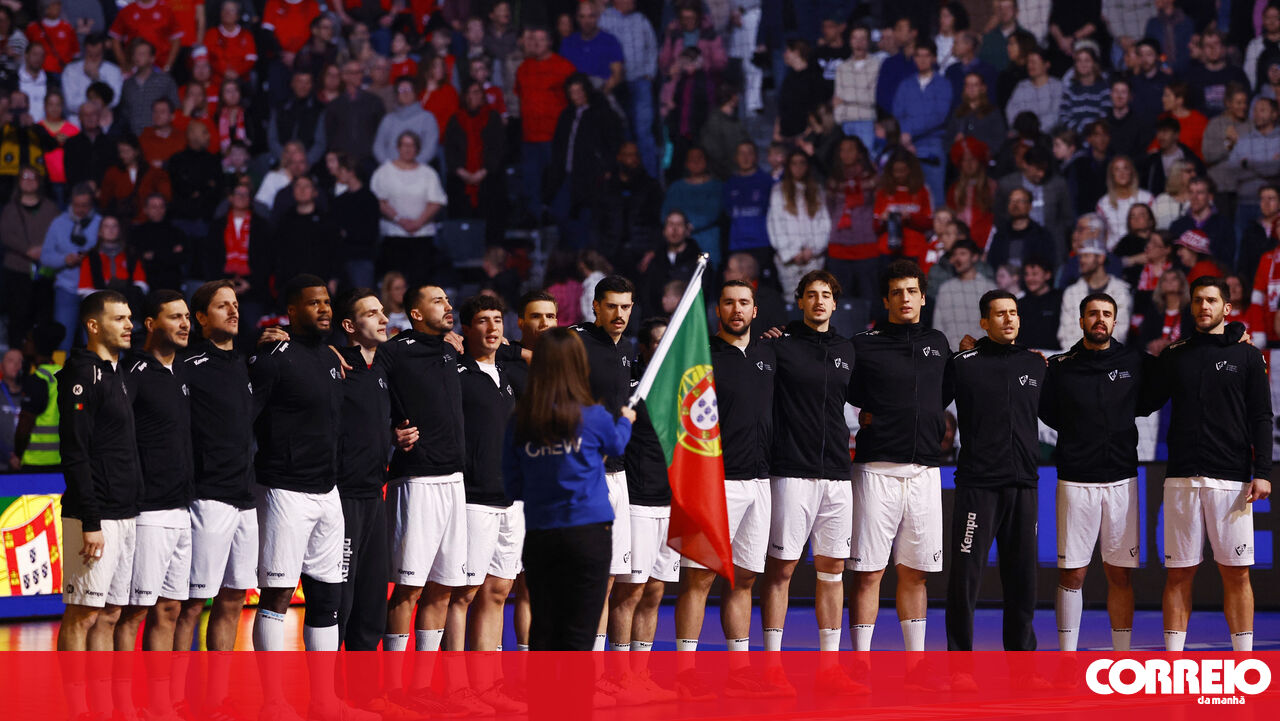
[[257, 486, 344, 587], [619, 505, 680, 584], [188, 499, 258, 598], [61, 517, 135, 608], [606, 471, 632, 576], [129, 510, 192, 605], [388, 474, 467, 587], [848, 464, 944, 573], [464, 503, 525, 584], [1056, 478, 1140, 569], [682, 478, 771, 574], [1163, 479, 1255, 568], [767, 477, 853, 561]]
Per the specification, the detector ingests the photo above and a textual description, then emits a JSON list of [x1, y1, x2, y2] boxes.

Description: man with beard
[[1148, 276, 1271, 652], [115, 291, 195, 651]]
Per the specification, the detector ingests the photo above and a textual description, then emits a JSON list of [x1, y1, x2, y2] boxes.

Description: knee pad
[[300, 575, 341, 628]]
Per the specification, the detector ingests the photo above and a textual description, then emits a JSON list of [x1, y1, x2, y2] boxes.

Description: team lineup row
[[50, 262, 1269, 672]]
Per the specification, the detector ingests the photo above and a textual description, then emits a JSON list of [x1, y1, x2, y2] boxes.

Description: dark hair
[[794, 269, 841, 301], [638, 317, 668, 350], [714, 82, 739, 107], [86, 81, 115, 105], [785, 37, 811, 62], [720, 278, 756, 300], [1012, 110, 1041, 138], [336, 287, 378, 323], [978, 289, 1018, 318], [83, 32, 107, 48], [191, 279, 235, 314], [519, 290, 555, 316], [1024, 45, 1048, 64], [1156, 116, 1181, 134], [459, 293, 505, 327], [1110, 75, 1131, 91], [915, 38, 938, 57], [1137, 37, 1161, 56], [1023, 145, 1051, 170], [1260, 183, 1280, 199], [403, 283, 439, 311], [1166, 80, 1189, 103], [1079, 291, 1117, 317], [334, 151, 357, 173], [151, 97, 174, 112], [942, 2, 970, 30], [951, 238, 981, 256], [1188, 175, 1214, 193], [514, 327, 595, 445], [80, 289, 130, 325], [145, 289, 187, 320], [69, 181, 94, 201], [283, 274, 328, 306], [880, 259, 928, 298], [31, 322, 66, 356], [1190, 275, 1229, 300], [593, 274, 635, 302], [1023, 255, 1053, 274]]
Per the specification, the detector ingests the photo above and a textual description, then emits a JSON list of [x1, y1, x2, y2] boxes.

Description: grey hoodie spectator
[[374, 77, 440, 166]]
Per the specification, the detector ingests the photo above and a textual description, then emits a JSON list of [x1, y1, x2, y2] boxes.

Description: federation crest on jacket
[[678, 364, 720, 456]]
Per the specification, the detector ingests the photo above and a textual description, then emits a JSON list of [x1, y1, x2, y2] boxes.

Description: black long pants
[[523, 521, 612, 651], [945, 485, 1038, 651], [337, 495, 387, 651]]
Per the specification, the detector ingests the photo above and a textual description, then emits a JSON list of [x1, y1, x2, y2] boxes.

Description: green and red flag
[[630, 255, 734, 582]]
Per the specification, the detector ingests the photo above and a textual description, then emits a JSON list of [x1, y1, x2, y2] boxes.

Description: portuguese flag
[[631, 256, 734, 582]]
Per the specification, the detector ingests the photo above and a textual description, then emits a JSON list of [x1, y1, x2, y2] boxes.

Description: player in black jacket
[[570, 275, 636, 651], [760, 271, 861, 685], [1039, 292, 1164, 652], [175, 280, 259, 654], [249, 275, 346, 652], [57, 290, 141, 651], [944, 290, 1045, 651], [847, 260, 950, 653], [674, 280, 774, 668], [115, 290, 195, 652], [1146, 276, 1272, 652]]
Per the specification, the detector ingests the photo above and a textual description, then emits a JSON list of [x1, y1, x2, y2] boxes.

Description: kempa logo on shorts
[[398, 569, 416, 576], [1236, 543, 1250, 556], [1216, 361, 1239, 372], [1085, 659, 1270, 699], [1108, 369, 1132, 381], [266, 571, 286, 578], [1018, 375, 1038, 387], [959, 512, 978, 553]]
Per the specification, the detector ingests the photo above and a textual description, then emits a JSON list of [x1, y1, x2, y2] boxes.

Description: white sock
[[1232, 632, 1253, 652], [592, 634, 606, 651], [900, 618, 926, 652], [517, 644, 529, 651], [609, 642, 630, 651], [1111, 628, 1132, 652], [852, 624, 874, 651], [1164, 630, 1187, 652], [383, 633, 409, 651], [302, 624, 338, 651], [727, 638, 749, 652], [252, 609, 286, 651], [676, 639, 698, 651], [1056, 586, 1083, 652], [763, 628, 783, 651], [415, 628, 443, 652], [631, 641, 652, 651], [818, 628, 841, 651]]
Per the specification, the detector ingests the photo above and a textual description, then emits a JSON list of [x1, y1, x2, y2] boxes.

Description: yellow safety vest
[[21, 364, 59, 467]]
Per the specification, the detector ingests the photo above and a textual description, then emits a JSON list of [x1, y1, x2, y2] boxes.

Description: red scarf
[[224, 212, 251, 276], [457, 108, 488, 207]]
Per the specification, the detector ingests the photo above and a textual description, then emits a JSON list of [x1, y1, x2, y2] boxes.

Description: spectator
[[996, 146, 1073, 261], [1203, 84, 1251, 197], [947, 71, 1006, 164], [1096, 155, 1152, 250], [599, 0, 660, 177], [17, 44, 50, 122], [722, 251, 787, 329], [834, 24, 882, 151], [594, 140, 661, 271], [109, 0, 182, 71], [420, 53, 460, 134], [559, 1, 624, 99], [62, 0, 104, 44], [1120, 219, 1173, 313], [270, 70, 329, 166], [1240, 185, 1280, 284], [576, 249, 611, 323], [1057, 212, 1121, 288], [379, 270, 410, 335], [1140, 116, 1203, 195], [444, 80, 506, 243], [698, 84, 749, 180], [1057, 236, 1132, 348], [167, 121, 220, 235], [98, 135, 171, 223], [948, 136, 996, 249], [140, 98, 185, 168], [1005, 47, 1061, 132], [205, 0, 257, 84], [722, 141, 774, 280], [874, 149, 934, 269], [1144, 0, 1194, 75], [824, 136, 878, 303], [944, 31, 996, 110], [660, 45, 716, 175], [176, 80, 217, 149], [980, 0, 1022, 71], [326, 153, 378, 290], [1148, 158, 1193, 231], [995, 29, 1035, 109], [325, 59, 386, 168], [132, 193, 187, 291], [1059, 44, 1111, 133], [814, 15, 850, 94], [1185, 31, 1248, 117], [1245, 4, 1280, 91], [876, 16, 919, 114], [892, 40, 952, 205], [315, 62, 342, 104], [41, 184, 100, 347], [256, 139, 306, 209], [374, 76, 438, 166], [1156, 81, 1207, 160], [0, 348, 22, 461], [371, 130, 446, 285], [986, 187, 1056, 271], [515, 26, 575, 223], [1138, 266, 1191, 354], [1069, 120, 1113, 216], [932, 238, 996, 349], [640, 210, 704, 316], [1229, 97, 1280, 241], [774, 38, 826, 145], [1106, 76, 1149, 161], [118, 40, 180, 136], [768, 149, 829, 293], [1173, 228, 1225, 283], [60, 33, 122, 115], [1168, 177, 1234, 267], [386, 30, 417, 83], [1047, 2, 1105, 74], [261, 0, 320, 60], [550, 74, 621, 248], [36, 91, 76, 202], [199, 182, 269, 311], [63, 100, 116, 188], [294, 15, 340, 81], [1015, 257, 1061, 350], [1129, 38, 1169, 130], [272, 175, 339, 293], [26, 0, 78, 75], [660, 146, 722, 267], [74, 214, 146, 324], [0, 167, 58, 347], [658, 0, 727, 83]]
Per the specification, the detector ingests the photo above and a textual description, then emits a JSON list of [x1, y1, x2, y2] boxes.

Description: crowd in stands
[[0, 0, 1277, 382]]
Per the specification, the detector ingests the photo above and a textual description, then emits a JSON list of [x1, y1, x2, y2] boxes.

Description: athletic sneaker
[[814, 666, 871, 696], [305, 701, 382, 721], [723, 668, 780, 699], [441, 688, 495, 716], [951, 672, 979, 693], [675, 670, 716, 702], [759, 666, 797, 697], [633, 669, 677, 703], [904, 659, 952, 692], [476, 683, 527, 714], [358, 695, 423, 721], [389, 690, 466, 719], [597, 674, 650, 706]]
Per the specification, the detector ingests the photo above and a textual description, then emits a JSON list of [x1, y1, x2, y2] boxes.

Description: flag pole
[[628, 254, 709, 408]]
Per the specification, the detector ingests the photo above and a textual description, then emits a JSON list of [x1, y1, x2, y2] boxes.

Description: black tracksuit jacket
[[182, 340, 256, 508], [571, 322, 635, 474], [249, 335, 344, 493], [125, 350, 193, 512], [377, 330, 465, 478], [709, 335, 775, 480], [337, 345, 392, 499], [849, 321, 951, 466], [768, 321, 854, 481], [459, 354, 518, 507]]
